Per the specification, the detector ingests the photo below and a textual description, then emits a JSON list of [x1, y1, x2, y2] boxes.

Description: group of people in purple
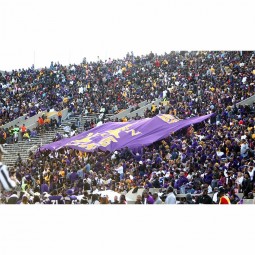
[[1, 51, 255, 124], [1, 51, 255, 204]]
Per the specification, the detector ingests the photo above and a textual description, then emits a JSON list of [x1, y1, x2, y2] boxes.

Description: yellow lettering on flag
[[66, 132, 99, 146], [78, 143, 97, 150], [125, 129, 142, 137], [158, 115, 179, 124], [106, 124, 132, 138], [99, 136, 118, 147]]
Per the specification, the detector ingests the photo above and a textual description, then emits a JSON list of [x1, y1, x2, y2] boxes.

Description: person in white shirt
[[111, 151, 118, 162], [0, 145, 16, 197], [248, 166, 255, 181], [86, 177, 92, 185], [212, 187, 219, 203], [97, 175, 104, 186], [165, 186, 176, 204], [99, 106, 105, 113], [240, 139, 249, 158], [207, 184, 213, 194], [235, 171, 244, 189], [63, 125, 71, 136], [153, 193, 162, 204], [115, 163, 124, 180]]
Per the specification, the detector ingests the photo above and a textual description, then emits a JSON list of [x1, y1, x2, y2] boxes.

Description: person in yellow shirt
[[57, 110, 62, 126], [163, 59, 168, 65], [210, 67, 215, 74], [23, 131, 30, 141], [151, 103, 157, 112], [59, 169, 65, 178], [44, 172, 51, 185], [44, 117, 50, 124]]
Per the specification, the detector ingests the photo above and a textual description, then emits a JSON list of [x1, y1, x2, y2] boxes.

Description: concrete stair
[[2, 114, 101, 166]]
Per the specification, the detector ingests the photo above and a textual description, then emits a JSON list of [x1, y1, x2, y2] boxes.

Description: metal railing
[[236, 94, 255, 106]]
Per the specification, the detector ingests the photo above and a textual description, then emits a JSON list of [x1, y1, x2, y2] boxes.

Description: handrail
[[236, 94, 255, 106], [1, 108, 68, 132], [126, 97, 163, 119], [1, 114, 29, 129], [109, 100, 149, 120]]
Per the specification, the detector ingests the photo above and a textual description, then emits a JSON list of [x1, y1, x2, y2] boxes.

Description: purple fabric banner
[[41, 113, 213, 152]]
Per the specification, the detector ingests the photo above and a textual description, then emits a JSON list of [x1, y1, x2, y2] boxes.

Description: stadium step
[[2, 114, 98, 166]]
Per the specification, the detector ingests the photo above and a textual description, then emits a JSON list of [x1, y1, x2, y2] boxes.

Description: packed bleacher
[[1, 51, 255, 204], [1, 51, 255, 124]]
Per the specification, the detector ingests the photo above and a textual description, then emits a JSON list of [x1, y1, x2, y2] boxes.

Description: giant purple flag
[[41, 113, 213, 152]]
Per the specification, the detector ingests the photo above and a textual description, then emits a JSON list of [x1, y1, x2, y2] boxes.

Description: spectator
[[112, 195, 119, 204], [218, 187, 231, 204], [0, 145, 16, 194], [142, 190, 154, 204], [12, 125, 19, 143], [242, 173, 252, 198], [165, 186, 176, 204], [185, 193, 195, 204], [153, 193, 162, 204], [119, 194, 127, 204], [196, 185, 212, 204], [7, 191, 19, 204], [20, 124, 27, 140], [135, 195, 142, 204], [57, 110, 62, 126], [229, 189, 240, 204]]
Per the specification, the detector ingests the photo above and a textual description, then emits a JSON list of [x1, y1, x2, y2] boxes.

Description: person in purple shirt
[[64, 189, 78, 204], [142, 190, 154, 204], [41, 180, 49, 193], [47, 193, 64, 204], [203, 169, 213, 185], [69, 170, 78, 184], [174, 172, 189, 190], [155, 154, 162, 165], [69, 194, 78, 204], [134, 153, 142, 162]]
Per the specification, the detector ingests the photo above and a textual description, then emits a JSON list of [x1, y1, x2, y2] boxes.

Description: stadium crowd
[[1, 51, 255, 204], [1, 51, 255, 124]]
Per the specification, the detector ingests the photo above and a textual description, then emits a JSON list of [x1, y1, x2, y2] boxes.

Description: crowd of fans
[[1, 51, 255, 124], [1, 51, 255, 204]]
